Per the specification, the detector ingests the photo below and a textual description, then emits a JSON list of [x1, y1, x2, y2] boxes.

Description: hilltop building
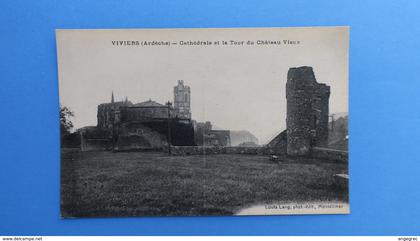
[[193, 121, 231, 147], [79, 80, 230, 151]]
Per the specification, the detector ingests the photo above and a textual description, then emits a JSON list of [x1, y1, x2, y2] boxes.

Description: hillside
[[230, 130, 259, 146]]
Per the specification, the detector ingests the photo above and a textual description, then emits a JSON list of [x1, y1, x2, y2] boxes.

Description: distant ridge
[[230, 130, 259, 146]]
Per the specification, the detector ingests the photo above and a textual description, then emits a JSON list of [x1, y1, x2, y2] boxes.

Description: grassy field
[[61, 149, 348, 217]]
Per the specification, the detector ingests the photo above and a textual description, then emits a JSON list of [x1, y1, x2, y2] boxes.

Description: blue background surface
[[1, 0, 420, 235]]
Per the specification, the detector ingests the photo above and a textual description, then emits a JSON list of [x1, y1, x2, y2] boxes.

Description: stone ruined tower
[[312, 83, 330, 147], [286, 66, 330, 156], [173, 80, 191, 119]]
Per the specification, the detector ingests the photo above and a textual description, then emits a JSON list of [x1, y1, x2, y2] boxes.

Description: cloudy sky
[[57, 27, 348, 144]]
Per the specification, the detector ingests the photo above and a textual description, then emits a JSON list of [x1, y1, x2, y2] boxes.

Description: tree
[[60, 105, 74, 136]]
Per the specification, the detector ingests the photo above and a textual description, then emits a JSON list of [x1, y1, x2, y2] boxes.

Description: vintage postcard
[[56, 27, 349, 217]]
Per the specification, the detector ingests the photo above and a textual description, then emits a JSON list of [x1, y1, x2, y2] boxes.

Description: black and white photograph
[[57, 27, 349, 217]]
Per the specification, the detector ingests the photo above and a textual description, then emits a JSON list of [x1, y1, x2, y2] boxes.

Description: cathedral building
[[97, 80, 192, 130], [80, 80, 230, 151]]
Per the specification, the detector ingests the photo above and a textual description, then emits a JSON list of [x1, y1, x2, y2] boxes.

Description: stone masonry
[[286, 66, 330, 156], [173, 80, 191, 119]]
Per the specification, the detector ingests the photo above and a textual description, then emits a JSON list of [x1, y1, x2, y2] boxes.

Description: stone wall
[[115, 123, 168, 151], [170, 146, 222, 155], [312, 147, 348, 162], [79, 127, 112, 151], [266, 130, 287, 154], [81, 139, 113, 151], [141, 120, 195, 146], [169, 146, 348, 163], [80, 119, 195, 151], [169, 146, 282, 156], [61, 133, 81, 148], [225, 147, 267, 155], [119, 106, 171, 122]]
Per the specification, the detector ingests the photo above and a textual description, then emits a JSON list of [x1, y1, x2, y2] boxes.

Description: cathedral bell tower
[[173, 80, 191, 119]]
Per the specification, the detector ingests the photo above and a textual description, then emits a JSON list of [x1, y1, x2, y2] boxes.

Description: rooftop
[[134, 99, 164, 107]]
